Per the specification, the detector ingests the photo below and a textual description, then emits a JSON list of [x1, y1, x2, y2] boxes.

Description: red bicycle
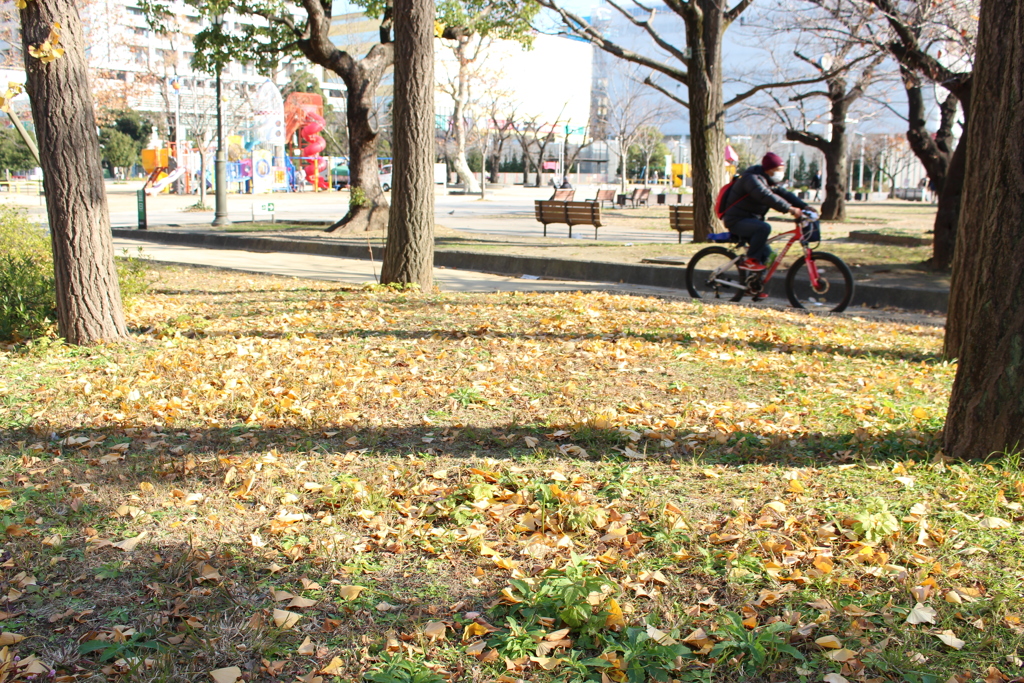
[[685, 211, 855, 313]]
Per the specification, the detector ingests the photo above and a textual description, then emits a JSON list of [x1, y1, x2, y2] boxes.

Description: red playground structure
[[284, 92, 329, 190]]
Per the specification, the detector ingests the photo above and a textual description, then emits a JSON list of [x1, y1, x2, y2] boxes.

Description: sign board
[[252, 201, 276, 222], [252, 150, 273, 194], [434, 163, 447, 185], [136, 189, 147, 230]]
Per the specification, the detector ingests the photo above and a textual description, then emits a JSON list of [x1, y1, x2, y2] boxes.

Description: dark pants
[[726, 217, 772, 262]]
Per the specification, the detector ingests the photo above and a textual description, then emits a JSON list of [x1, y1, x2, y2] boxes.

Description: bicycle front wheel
[[686, 246, 746, 302], [785, 251, 855, 313]]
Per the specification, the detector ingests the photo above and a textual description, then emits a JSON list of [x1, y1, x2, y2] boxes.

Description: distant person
[[810, 171, 822, 200], [560, 176, 572, 189], [722, 152, 810, 272]]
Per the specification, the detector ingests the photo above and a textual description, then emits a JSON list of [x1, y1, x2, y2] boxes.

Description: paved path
[[112, 237, 687, 296], [113, 238, 945, 327]]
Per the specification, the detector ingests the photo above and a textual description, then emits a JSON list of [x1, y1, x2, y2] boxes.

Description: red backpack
[[715, 175, 746, 219]]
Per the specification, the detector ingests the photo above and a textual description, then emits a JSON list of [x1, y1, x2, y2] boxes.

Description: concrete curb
[[112, 228, 949, 313]]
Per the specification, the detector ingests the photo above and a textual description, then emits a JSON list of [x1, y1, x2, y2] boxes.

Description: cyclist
[[722, 152, 810, 272]]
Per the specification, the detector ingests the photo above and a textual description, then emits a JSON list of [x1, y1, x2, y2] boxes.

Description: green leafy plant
[[78, 628, 165, 663], [609, 625, 696, 683], [362, 654, 445, 683], [116, 247, 152, 299], [0, 206, 55, 341], [350, 186, 368, 208], [498, 555, 619, 647], [852, 497, 901, 544], [710, 612, 804, 673]]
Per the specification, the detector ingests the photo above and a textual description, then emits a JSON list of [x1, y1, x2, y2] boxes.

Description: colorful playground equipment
[[285, 92, 329, 190]]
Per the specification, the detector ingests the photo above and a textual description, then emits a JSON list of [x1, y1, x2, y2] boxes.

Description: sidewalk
[[112, 224, 950, 314]]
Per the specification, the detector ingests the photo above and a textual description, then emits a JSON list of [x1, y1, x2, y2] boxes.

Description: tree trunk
[[943, 0, 1024, 458], [903, 68, 962, 270], [686, 1, 727, 242], [20, 0, 127, 344], [820, 138, 848, 221], [325, 56, 392, 233], [449, 37, 481, 193], [381, 0, 435, 288]]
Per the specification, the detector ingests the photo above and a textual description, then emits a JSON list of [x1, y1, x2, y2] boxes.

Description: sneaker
[[740, 258, 766, 272], [752, 292, 769, 301]]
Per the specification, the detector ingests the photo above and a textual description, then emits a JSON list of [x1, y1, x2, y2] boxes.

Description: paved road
[[112, 237, 689, 296], [112, 237, 945, 327]]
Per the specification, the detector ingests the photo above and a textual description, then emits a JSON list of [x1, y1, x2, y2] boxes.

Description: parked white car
[[379, 164, 392, 192]]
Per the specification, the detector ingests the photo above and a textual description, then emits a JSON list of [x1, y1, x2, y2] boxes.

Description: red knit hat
[[762, 152, 785, 170]]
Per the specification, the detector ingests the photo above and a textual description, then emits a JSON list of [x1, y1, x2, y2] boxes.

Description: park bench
[[590, 188, 616, 207], [534, 200, 602, 239], [549, 188, 575, 201], [617, 187, 651, 208], [669, 204, 696, 243]]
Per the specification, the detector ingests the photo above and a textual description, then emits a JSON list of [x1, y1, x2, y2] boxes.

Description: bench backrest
[[550, 189, 575, 201], [535, 200, 602, 227], [593, 189, 616, 202], [636, 187, 651, 201], [669, 204, 696, 232]]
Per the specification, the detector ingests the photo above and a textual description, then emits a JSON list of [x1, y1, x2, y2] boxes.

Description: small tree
[[436, 0, 539, 193], [0, 127, 37, 173], [99, 127, 138, 177]]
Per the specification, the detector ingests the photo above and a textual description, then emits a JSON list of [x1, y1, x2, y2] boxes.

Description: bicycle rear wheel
[[785, 251, 855, 312], [686, 246, 746, 302]]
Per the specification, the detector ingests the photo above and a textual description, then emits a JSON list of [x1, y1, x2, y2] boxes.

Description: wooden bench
[[669, 204, 695, 243], [631, 187, 651, 207], [549, 188, 575, 201], [590, 188, 616, 207], [617, 187, 651, 208], [534, 200, 602, 239]]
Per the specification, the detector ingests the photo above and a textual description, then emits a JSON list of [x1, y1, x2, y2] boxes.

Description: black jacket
[[722, 165, 808, 227]]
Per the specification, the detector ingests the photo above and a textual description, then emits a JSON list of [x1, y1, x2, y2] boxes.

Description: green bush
[[0, 206, 56, 341], [0, 207, 151, 342]]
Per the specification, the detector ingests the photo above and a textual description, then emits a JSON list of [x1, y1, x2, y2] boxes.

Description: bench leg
[[678, 231, 682, 244], [594, 227, 598, 240], [543, 223, 547, 237], [568, 225, 573, 239]]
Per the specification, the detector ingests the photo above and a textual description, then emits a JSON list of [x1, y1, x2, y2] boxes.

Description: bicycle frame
[[706, 219, 822, 293]]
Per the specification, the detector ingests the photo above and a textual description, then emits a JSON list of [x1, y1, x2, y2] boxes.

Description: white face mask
[[769, 170, 785, 183]]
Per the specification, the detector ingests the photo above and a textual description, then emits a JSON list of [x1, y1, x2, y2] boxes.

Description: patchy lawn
[[0, 265, 1020, 683]]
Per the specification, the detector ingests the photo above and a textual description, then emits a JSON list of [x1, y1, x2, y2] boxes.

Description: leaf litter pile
[[0, 265, 1021, 683]]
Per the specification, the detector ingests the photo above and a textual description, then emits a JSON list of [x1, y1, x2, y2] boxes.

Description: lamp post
[[856, 131, 866, 199], [211, 14, 229, 227]]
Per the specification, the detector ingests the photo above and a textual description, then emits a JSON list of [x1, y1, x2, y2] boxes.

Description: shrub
[[0, 206, 56, 341], [0, 207, 151, 342]]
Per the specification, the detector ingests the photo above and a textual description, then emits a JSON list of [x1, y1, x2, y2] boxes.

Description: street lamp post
[[856, 132, 866, 199], [212, 15, 229, 227]]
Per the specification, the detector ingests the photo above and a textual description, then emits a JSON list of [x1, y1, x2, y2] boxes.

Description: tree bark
[[686, 0, 727, 242], [902, 68, 963, 270], [381, 0, 435, 288], [943, 0, 1024, 458], [449, 36, 481, 193], [297, 0, 392, 234], [20, 0, 127, 344], [326, 56, 391, 233]]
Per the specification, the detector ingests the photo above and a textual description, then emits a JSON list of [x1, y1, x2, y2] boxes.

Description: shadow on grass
[[0, 420, 944, 470]]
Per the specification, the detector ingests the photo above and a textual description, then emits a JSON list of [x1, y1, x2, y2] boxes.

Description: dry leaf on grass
[[907, 602, 937, 624], [273, 609, 301, 629], [936, 629, 965, 650], [0, 632, 25, 646], [209, 667, 241, 683], [337, 585, 366, 600], [287, 596, 318, 609], [318, 658, 344, 675], [111, 531, 147, 552], [422, 621, 446, 640], [815, 635, 843, 649], [296, 636, 316, 655]]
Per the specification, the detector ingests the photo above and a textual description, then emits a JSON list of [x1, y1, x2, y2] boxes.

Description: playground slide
[[146, 166, 188, 195], [300, 113, 329, 190]]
